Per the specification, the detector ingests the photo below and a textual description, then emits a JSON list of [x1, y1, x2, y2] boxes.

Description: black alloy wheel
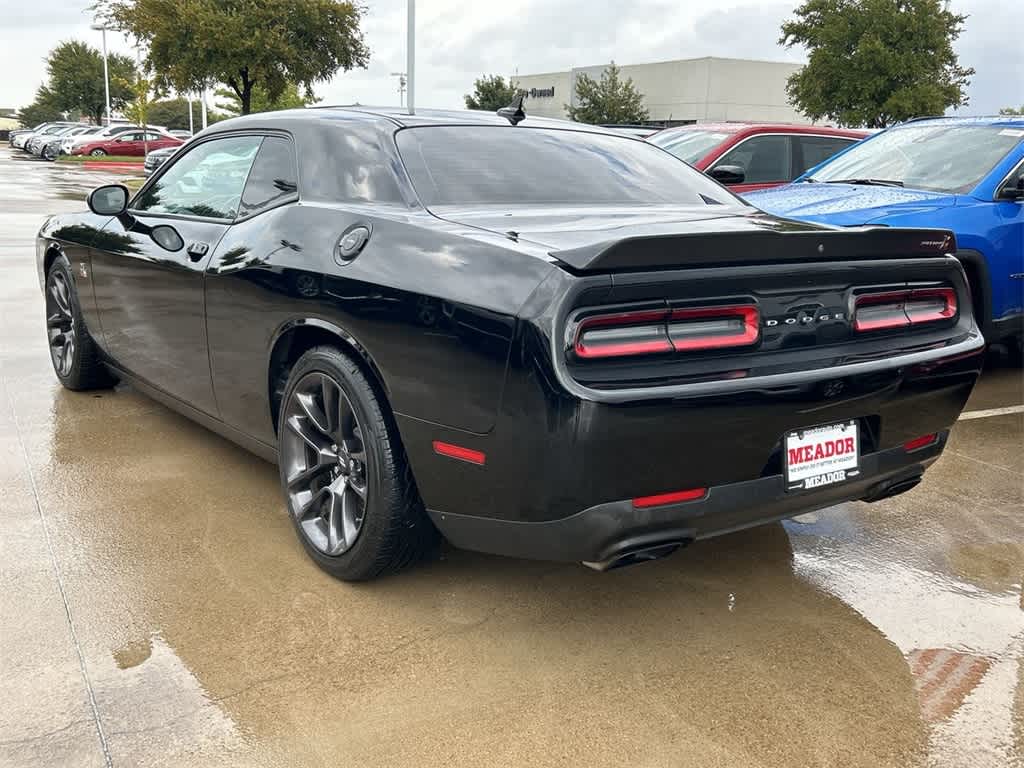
[[46, 270, 76, 378], [281, 371, 369, 557], [44, 255, 116, 390], [277, 346, 437, 580]]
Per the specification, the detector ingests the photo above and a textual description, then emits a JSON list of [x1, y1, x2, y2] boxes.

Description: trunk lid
[[430, 203, 957, 272]]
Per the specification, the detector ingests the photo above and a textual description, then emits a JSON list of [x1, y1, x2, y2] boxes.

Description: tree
[[100, 0, 369, 115], [119, 72, 155, 153], [146, 98, 194, 130], [566, 62, 648, 125], [213, 81, 318, 117], [464, 75, 524, 112], [999, 105, 1024, 116], [780, 0, 974, 128], [17, 86, 65, 126], [47, 40, 136, 124]]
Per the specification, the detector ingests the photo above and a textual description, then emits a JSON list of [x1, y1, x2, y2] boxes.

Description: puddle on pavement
[[787, 507, 1024, 768]]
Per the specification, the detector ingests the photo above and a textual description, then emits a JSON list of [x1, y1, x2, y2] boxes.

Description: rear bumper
[[428, 435, 945, 564]]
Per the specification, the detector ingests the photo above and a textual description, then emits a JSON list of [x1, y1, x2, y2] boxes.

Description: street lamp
[[89, 23, 111, 126], [406, 0, 414, 115]]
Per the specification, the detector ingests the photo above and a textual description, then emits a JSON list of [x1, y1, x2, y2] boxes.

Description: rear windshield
[[396, 126, 738, 207], [647, 128, 733, 164]]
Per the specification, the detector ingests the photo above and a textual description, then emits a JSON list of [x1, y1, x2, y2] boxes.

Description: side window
[[797, 136, 856, 175], [133, 135, 262, 219], [119, 133, 142, 142], [717, 135, 792, 183], [145, 132, 165, 141], [238, 137, 299, 217]]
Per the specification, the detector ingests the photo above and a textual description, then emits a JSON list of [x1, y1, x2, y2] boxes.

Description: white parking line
[[957, 404, 1024, 421]]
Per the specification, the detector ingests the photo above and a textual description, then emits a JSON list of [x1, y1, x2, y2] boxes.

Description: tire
[[89, 148, 107, 157], [42, 147, 54, 161], [44, 255, 116, 391], [277, 346, 436, 581]]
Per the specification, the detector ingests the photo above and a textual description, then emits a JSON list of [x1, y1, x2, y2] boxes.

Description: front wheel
[[45, 255, 116, 390], [277, 346, 436, 581], [89, 148, 107, 157]]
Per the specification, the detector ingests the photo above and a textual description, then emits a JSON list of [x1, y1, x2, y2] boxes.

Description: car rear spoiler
[[549, 226, 958, 273]]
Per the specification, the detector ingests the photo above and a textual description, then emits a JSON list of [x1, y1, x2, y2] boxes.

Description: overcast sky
[[1, 0, 1021, 116]]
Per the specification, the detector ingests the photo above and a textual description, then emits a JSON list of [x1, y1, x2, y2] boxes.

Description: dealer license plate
[[784, 420, 860, 491]]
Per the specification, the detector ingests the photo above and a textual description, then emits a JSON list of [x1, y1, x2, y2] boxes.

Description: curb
[[81, 161, 145, 171]]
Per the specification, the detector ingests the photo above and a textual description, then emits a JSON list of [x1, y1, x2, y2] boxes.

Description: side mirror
[[997, 177, 1024, 201], [87, 184, 129, 216], [707, 164, 746, 185]]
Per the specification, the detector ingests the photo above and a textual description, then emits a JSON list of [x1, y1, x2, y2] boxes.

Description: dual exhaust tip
[[584, 473, 924, 571], [583, 540, 690, 572]]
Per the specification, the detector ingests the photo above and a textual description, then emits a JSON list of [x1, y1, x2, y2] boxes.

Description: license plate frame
[[784, 420, 860, 492]]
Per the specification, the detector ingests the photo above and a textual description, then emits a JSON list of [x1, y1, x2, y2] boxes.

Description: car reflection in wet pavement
[[1, 147, 1022, 768]]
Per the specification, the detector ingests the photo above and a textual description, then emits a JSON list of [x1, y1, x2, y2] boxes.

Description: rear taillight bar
[[854, 287, 957, 332], [573, 304, 759, 360]]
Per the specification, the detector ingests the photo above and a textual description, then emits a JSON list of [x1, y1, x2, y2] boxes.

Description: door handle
[[186, 241, 209, 262]]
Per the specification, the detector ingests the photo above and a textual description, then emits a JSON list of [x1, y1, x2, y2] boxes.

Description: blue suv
[[747, 117, 1024, 347]]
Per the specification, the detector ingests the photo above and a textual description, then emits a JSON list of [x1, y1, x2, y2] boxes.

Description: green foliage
[[17, 86, 66, 126], [47, 40, 136, 124], [99, 0, 368, 115], [999, 105, 1024, 116], [566, 62, 649, 125], [464, 75, 525, 112], [213, 81, 318, 117], [146, 98, 194, 130], [780, 0, 974, 128]]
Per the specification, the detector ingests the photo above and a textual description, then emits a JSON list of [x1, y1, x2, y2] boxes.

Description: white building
[[512, 56, 806, 124]]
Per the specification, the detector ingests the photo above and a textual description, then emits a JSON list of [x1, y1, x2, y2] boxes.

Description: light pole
[[390, 72, 407, 107], [406, 0, 415, 115], [90, 23, 111, 126]]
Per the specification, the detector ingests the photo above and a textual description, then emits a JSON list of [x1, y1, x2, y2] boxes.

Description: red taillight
[[573, 309, 674, 359], [573, 304, 759, 360], [632, 487, 707, 508], [854, 288, 957, 332], [432, 440, 486, 465], [668, 305, 760, 351], [904, 433, 938, 452]]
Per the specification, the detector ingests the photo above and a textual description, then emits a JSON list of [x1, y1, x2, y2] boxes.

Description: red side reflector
[[432, 440, 486, 465], [632, 487, 707, 509], [903, 433, 938, 452]]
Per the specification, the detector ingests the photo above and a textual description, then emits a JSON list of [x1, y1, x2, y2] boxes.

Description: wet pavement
[[1, 145, 1022, 768]]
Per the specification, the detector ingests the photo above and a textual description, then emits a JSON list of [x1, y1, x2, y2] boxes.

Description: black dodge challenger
[[36, 106, 985, 580]]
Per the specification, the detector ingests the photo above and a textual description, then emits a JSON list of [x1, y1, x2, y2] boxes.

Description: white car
[[12, 122, 78, 150]]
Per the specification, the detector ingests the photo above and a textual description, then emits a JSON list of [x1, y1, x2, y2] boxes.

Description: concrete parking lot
[[1, 145, 1022, 768]]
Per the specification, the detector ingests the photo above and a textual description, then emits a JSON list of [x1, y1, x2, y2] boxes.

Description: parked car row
[[35, 105, 993, 581], [9, 121, 187, 160]]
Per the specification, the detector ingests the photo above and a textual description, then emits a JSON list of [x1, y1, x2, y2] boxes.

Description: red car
[[647, 123, 869, 194], [72, 130, 183, 157]]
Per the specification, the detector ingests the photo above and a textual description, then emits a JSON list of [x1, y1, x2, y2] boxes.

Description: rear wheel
[[277, 346, 436, 580], [45, 255, 116, 390]]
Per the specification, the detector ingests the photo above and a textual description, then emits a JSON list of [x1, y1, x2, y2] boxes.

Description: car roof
[[891, 115, 1024, 129], [204, 105, 628, 136], [650, 122, 869, 138]]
